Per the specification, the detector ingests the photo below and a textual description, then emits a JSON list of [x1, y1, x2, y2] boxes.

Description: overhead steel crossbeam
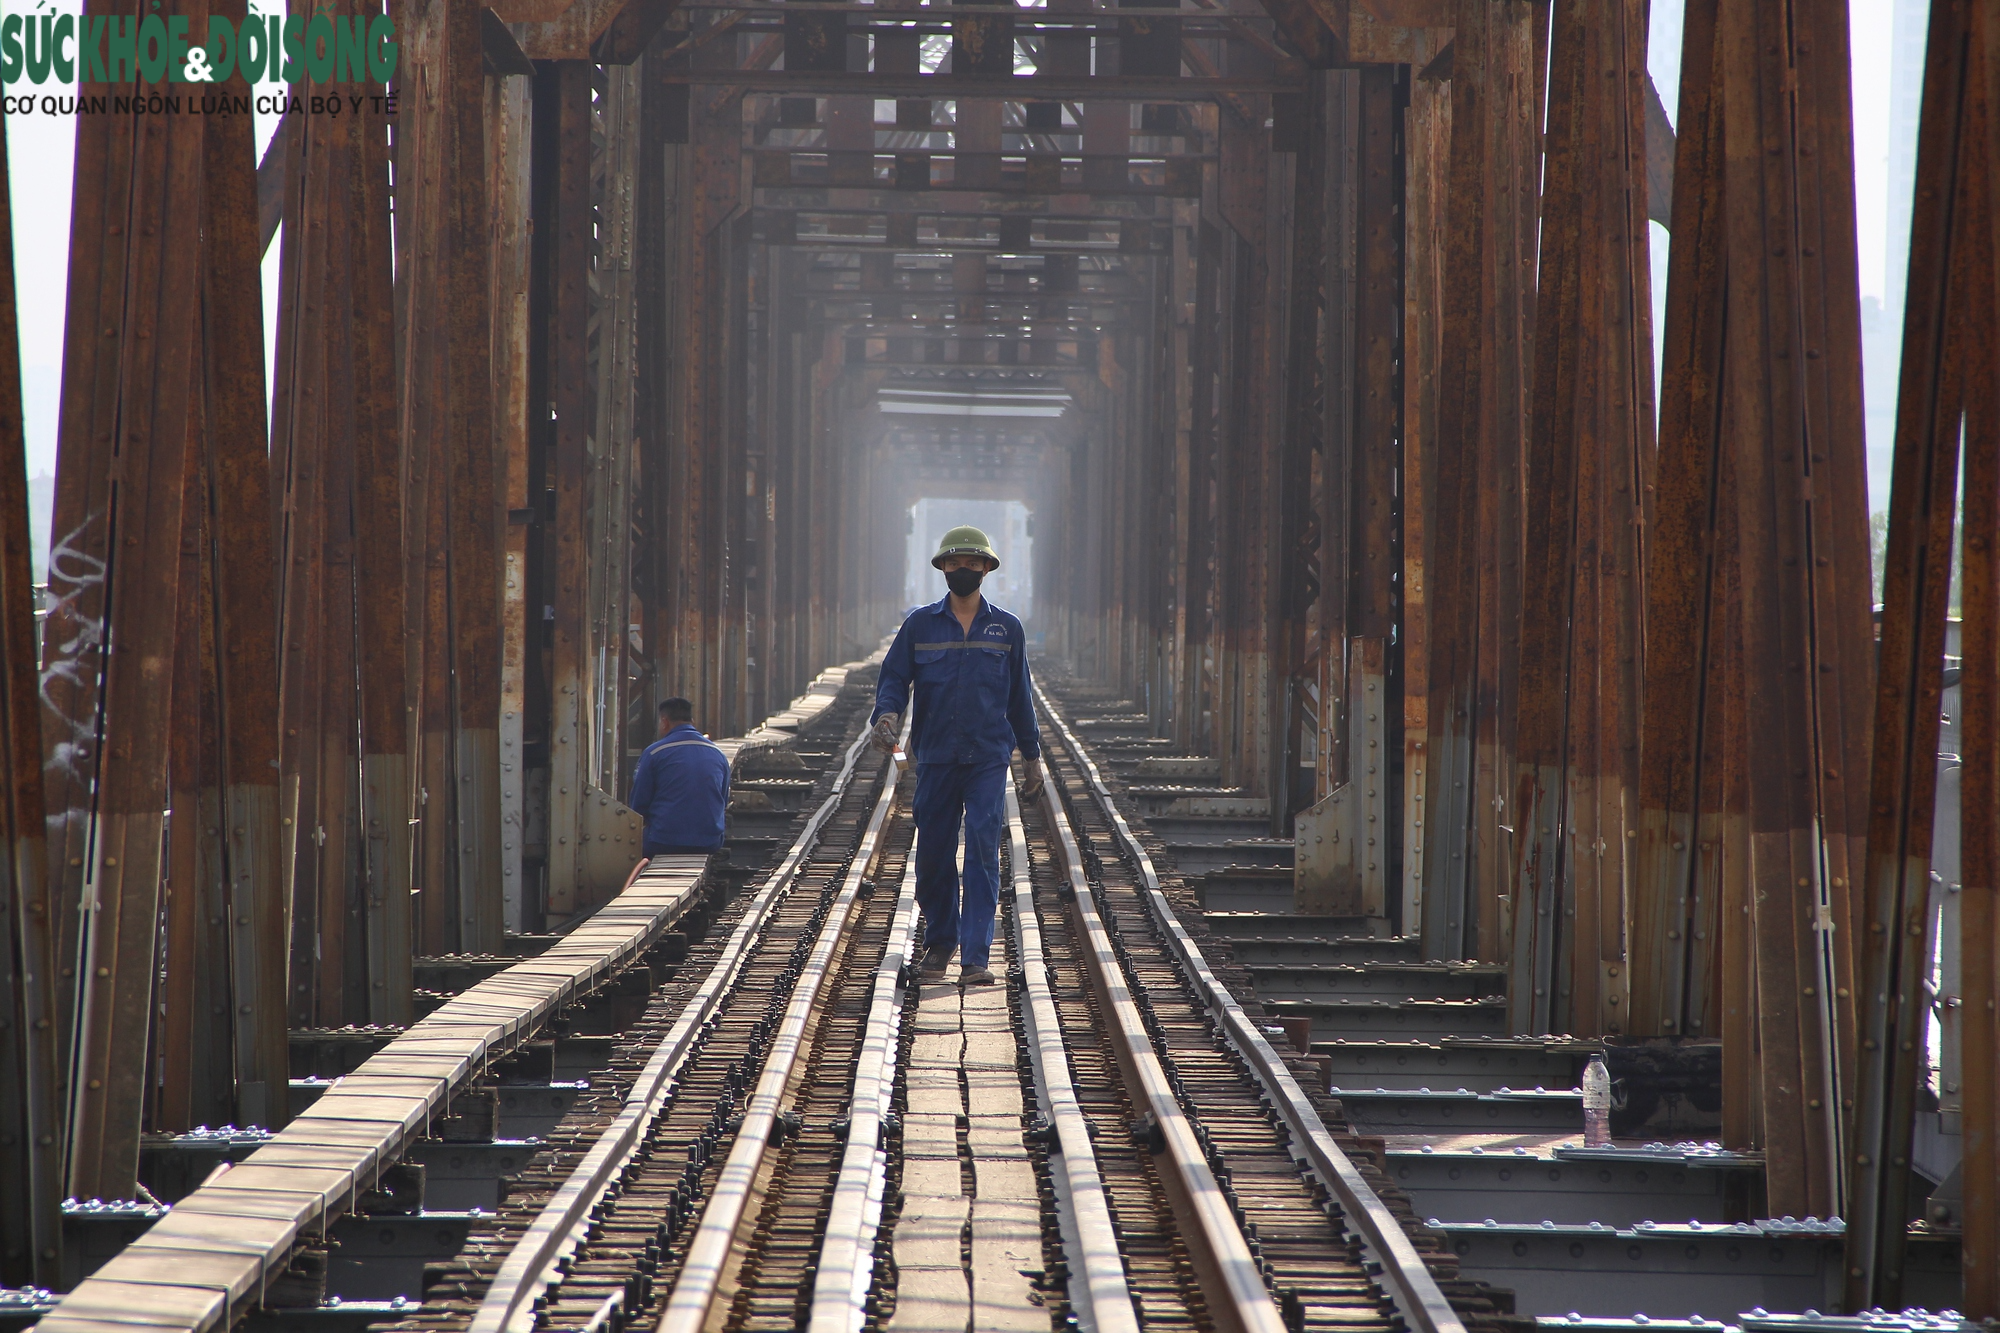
[[755, 189, 1176, 215], [653, 70, 1299, 97], [748, 151, 1207, 195], [683, 2, 1268, 15]]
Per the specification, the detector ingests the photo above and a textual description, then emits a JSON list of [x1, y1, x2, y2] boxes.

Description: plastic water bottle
[[1582, 1053, 1612, 1147]]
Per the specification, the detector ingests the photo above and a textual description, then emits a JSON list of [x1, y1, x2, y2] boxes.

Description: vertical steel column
[[158, 7, 288, 1127], [1279, 74, 1335, 821], [630, 48, 678, 776], [444, 0, 502, 953], [590, 64, 642, 797], [536, 60, 596, 918], [202, 13, 288, 1123], [1348, 67, 1404, 915], [1421, 0, 1538, 961], [272, 97, 328, 1026], [1214, 108, 1277, 800], [44, 0, 207, 1195], [1718, 0, 1874, 1221], [1401, 57, 1448, 938], [351, 71, 411, 1014], [400, 0, 496, 958], [272, 0, 401, 1024], [1847, 0, 1994, 1307], [0, 116, 63, 1287], [492, 70, 535, 929], [1630, 0, 1737, 1056], [1291, 68, 1402, 920], [401, 0, 452, 957], [1510, 0, 1655, 1038], [1955, 9, 2000, 1306], [162, 414, 233, 1131]]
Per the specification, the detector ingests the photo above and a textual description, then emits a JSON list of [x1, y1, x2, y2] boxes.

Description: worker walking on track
[[871, 526, 1043, 985]]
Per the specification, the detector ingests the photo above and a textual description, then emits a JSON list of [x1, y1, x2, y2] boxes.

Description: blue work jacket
[[628, 724, 731, 850], [873, 596, 1040, 766]]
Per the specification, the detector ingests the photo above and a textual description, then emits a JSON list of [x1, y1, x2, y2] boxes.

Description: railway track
[[31, 662, 884, 1333], [1029, 676, 1970, 1329], [34, 664, 1493, 1333], [399, 693, 1471, 1333]]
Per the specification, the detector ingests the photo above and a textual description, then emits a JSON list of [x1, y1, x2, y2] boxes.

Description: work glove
[[1017, 764, 1046, 804], [871, 713, 902, 753]]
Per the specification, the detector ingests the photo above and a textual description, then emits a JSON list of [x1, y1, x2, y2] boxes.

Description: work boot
[[920, 943, 954, 979], [961, 966, 995, 986]]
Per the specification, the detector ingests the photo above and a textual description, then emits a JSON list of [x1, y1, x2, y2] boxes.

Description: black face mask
[[945, 567, 985, 597]]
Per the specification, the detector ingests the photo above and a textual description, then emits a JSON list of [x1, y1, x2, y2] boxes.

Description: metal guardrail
[[1035, 680, 1471, 1333]]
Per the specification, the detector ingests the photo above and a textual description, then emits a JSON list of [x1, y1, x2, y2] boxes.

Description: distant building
[[1863, 0, 1931, 514], [1884, 0, 1930, 321], [28, 470, 53, 584]]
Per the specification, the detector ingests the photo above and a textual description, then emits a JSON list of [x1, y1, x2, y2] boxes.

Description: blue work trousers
[[913, 759, 1009, 969]]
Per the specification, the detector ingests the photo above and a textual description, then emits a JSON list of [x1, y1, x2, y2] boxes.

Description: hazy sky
[[4, 0, 1917, 486]]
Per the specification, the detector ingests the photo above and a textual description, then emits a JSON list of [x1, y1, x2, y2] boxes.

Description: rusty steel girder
[[43, 0, 210, 1200], [1849, 0, 2000, 1312], [270, 0, 406, 1029], [1420, 0, 1539, 964], [1508, 0, 1655, 1041]]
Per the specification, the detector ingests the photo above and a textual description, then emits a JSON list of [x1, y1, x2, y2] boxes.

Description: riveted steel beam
[[1848, 0, 1999, 1310], [1509, 0, 1655, 1041], [1420, 0, 1539, 964], [43, 0, 209, 1200]]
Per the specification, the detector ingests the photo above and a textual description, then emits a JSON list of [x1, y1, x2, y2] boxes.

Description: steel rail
[[655, 731, 907, 1333], [805, 856, 919, 1333], [472, 722, 894, 1333], [1001, 781, 1143, 1333], [1032, 753, 1289, 1333], [1033, 680, 1470, 1333]]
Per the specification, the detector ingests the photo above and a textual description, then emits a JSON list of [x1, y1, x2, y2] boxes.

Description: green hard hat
[[931, 525, 1000, 570]]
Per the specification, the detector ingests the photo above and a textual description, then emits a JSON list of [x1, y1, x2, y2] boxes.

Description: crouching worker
[[630, 697, 731, 859], [870, 526, 1044, 985]]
